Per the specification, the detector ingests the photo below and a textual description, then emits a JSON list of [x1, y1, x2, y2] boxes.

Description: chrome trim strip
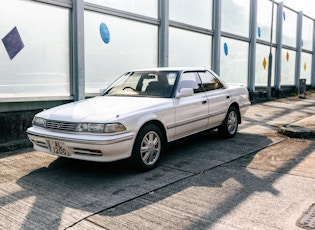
[[27, 131, 134, 145], [167, 115, 207, 129], [166, 111, 226, 129]]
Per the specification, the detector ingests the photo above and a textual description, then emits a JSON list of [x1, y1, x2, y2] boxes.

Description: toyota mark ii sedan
[[27, 67, 251, 171]]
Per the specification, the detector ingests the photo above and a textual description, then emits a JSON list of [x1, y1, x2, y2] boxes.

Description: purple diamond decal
[[2, 27, 24, 60]]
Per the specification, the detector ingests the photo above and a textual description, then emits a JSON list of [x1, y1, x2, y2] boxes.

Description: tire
[[218, 106, 239, 138], [131, 124, 164, 171]]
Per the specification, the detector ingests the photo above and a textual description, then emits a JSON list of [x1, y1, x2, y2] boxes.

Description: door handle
[[226, 95, 230, 99], [202, 100, 207, 104]]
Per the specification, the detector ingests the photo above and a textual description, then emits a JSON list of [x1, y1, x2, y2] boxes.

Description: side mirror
[[176, 88, 194, 98]]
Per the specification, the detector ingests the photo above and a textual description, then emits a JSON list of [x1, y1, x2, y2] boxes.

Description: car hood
[[37, 96, 169, 123]]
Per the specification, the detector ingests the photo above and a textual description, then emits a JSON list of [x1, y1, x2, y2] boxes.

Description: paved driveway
[[1, 96, 315, 230]]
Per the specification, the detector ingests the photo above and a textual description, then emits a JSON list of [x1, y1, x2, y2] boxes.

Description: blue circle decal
[[100, 23, 110, 44], [224, 43, 228, 56]]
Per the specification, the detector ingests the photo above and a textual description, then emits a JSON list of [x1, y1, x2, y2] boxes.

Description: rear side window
[[198, 71, 224, 91]]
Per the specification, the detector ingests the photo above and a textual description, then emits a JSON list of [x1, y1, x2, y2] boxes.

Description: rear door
[[198, 71, 231, 127]]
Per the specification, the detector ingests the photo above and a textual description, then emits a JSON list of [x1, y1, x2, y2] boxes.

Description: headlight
[[76, 123, 105, 133], [75, 123, 126, 133], [33, 117, 47, 128]]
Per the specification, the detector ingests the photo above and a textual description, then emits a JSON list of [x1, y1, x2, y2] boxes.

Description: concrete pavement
[[1, 94, 315, 230], [279, 114, 315, 138]]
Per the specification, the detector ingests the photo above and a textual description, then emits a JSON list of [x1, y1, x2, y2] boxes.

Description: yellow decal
[[263, 57, 267, 70]]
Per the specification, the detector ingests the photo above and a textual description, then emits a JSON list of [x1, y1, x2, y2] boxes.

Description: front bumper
[[27, 126, 135, 162]]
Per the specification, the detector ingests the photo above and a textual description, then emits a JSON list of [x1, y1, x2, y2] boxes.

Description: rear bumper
[[239, 101, 251, 123]]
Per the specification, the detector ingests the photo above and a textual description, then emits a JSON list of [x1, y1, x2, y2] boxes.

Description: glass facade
[[84, 0, 158, 18], [220, 37, 249, 84], [255, 44, 275, 86], [301, 52, 312, 84], [282, 8, 297, 47], [0, 0, 315, 109], [169, 0, 212, 29], [84, 11, 158, 93], [221, 0, 250, 37], [257, 0, 277, 42], [302, 17, 314, 51], [0, 0, 70, 99], [281, 48, 296, 85], [169, 28, 212, 69]]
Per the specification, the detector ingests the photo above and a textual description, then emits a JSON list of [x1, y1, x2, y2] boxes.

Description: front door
[[173, 72, 209, 139]]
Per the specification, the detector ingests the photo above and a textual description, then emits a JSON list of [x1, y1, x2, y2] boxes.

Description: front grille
[[46, 120, 77, 132]]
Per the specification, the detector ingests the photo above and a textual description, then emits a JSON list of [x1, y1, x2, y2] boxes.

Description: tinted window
[[199, 71, 223, 91], [178, 72, 203, 94]]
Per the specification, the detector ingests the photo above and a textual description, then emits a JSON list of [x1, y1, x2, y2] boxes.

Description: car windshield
[[103, 71, 178, 98]]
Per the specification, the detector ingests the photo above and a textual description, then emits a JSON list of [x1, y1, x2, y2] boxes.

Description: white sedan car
[[27, 67, 250, 171]]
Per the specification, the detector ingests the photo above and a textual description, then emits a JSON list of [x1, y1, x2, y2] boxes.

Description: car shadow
[[0, 130, 301, 229], [90, 136, 315, 229]]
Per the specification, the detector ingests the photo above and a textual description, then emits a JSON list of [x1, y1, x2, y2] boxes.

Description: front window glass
[[104, 71, 178, 98], [178, 72, 203, 93]]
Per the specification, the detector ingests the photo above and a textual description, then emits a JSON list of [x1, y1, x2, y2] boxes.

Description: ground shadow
[[1, 129, 308, 229], [79, 134, 315, 229]]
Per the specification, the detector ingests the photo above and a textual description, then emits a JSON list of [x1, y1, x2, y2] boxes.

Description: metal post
[[212, 0, 221, 75], [73, 0, 85, 101], [158, 0, 169, 67], [248, 0, 257, 92], [267, 0, 275, 98], [295, 12, 303, 89], [311, 20, 315, 88], [275, 2, 283, 94]]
